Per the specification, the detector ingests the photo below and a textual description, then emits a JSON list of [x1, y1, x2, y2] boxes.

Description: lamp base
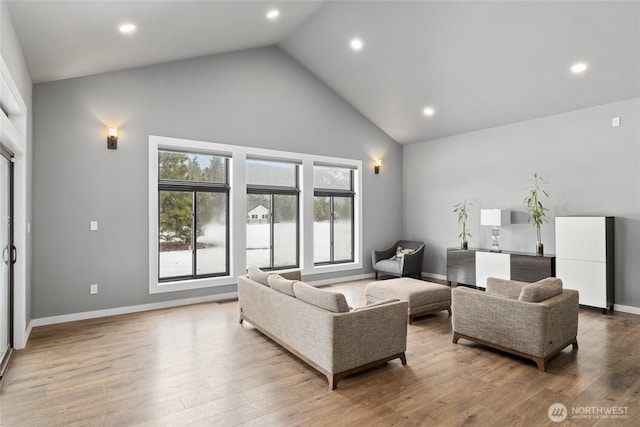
[[490, 226, 501, 252]]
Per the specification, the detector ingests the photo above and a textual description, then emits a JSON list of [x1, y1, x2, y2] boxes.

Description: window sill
[[149, 275, 234, 294], [306, 261, 362, 276]]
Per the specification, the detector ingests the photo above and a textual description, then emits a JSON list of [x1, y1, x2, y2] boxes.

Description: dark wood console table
[[447, 248, 555, 287]]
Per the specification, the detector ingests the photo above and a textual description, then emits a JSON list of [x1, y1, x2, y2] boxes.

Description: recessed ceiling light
[[423, 107, 435, 117], [350, 38, 363, 51], [119, 23, 136, 34], [266, 9, 280, 20], [571, 62, 588, 74]]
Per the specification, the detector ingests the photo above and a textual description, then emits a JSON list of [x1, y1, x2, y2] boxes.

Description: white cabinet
[[555, 216, 614, 311]]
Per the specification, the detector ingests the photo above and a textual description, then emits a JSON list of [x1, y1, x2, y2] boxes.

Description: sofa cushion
[[293, 282, 350, 313], [267, 274, 297, 296], [352, 298, 400, 311], [247, 266, 271, 286], [373, 259, 402, 275], [519, 278, 563, 303]]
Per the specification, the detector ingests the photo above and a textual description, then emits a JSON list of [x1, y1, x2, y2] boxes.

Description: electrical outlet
[[90, 284, 98, 294], [90, 221, 98, 231], [612, 117, 621, 127]]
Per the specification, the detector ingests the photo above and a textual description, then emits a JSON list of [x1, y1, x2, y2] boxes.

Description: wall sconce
[[107, 127, 118, 150], [374, 159, 382, 174], [480, 209, 511, 252]]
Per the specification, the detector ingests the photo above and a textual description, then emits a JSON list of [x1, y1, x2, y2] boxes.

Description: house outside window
[[158, 150, 229, 281], [313, 165, 354, 265], [246, 159, 299, 270]]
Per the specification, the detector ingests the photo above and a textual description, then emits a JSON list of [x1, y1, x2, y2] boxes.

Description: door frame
[[1, 54, 28, 351]]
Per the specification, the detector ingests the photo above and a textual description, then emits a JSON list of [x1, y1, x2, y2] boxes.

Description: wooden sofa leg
[[533, 356, 547, 372], [452, 332, 461, 344], [572, 338, 579, 349], [399, 352, 407, 365], [328, 373, 340, 390]]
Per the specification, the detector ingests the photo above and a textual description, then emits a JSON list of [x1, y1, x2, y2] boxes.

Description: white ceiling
[[5, 1, 640, 145]]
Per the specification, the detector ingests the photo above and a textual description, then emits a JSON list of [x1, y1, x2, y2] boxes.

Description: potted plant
[[524, 172, 549, 255], [453, 200, 473, 249]]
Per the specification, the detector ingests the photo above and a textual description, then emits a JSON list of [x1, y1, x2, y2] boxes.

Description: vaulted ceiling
[[5, 0, 639, 144]]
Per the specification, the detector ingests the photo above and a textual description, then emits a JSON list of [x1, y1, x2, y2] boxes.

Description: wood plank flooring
[[1, 279, 639, 426]]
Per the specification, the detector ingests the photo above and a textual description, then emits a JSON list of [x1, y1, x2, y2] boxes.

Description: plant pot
[[536, 241, 544, 255], [461, 241, 468, 250]]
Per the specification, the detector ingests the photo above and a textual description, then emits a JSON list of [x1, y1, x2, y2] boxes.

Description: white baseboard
[[31, 292, 238, 327], [28, 274, 376, 330], [614, 304, 640, 316], [422, 272, 447, 281]]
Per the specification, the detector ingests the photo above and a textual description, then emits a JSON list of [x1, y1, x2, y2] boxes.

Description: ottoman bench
[[365, 278, 451, 324]]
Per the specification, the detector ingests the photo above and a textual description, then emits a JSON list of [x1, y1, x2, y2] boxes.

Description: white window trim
[[149, 135, 362, 294]]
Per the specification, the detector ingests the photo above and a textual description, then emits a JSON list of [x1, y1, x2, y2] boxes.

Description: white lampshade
[[480, 209, 511, 226]]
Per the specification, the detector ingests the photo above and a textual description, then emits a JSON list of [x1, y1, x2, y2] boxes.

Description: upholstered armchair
[[452, 277, 579, 371], [372, 240, 425, 280]]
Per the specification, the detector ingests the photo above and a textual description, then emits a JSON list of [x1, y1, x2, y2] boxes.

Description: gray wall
[[403, 98, 640, 308], [32, 46, 402, 318]]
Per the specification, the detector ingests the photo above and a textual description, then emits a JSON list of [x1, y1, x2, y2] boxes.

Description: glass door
[[0, 145, 13, 381]]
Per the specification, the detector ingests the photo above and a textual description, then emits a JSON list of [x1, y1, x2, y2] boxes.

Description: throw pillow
[[247, 266, 270, 286], [267, 274, 297, 297], [519, 278, 563, 303], [292, 282, 350, 313], [391, 246, 416, 260]]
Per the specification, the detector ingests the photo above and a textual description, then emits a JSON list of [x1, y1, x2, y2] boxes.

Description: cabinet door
[[476, 252, 510, 288], [511, 255, 555, 282], [556, 217, 606, 262], [556, 258, 607, 308], [447, 250, 475, 286]]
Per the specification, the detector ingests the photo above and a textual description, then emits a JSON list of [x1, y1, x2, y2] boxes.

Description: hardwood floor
[[1, 279, 639, 426]]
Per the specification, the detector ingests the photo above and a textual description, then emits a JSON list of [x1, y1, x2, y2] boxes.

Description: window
[[150, 135, 362, 293], [246, 159, 299, 270], [158, 150, 229, 281], [314, 165, 354, 264]]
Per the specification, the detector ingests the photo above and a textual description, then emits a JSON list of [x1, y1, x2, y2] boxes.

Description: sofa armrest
[[452, 287, 578, 358], [332, 300, 408, 373]]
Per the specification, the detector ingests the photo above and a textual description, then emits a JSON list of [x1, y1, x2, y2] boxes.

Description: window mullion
[[330, 196, 335, 264], [192, 191, 196, 278], [270, 193, 275, 269]]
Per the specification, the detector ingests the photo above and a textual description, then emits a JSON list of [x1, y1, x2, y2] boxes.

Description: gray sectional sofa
[[238, 268, 408, 389]]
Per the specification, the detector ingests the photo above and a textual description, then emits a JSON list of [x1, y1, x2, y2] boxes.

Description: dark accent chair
[[372, 240, 425, 280]]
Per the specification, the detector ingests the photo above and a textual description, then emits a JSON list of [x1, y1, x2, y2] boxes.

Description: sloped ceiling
[[5, 0, 640, 144]]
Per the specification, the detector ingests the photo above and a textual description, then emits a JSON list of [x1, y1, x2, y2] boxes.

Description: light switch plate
[[90, 221, 98, 231]]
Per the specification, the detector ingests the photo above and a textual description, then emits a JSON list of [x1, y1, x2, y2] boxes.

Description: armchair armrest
[[400, 244, 424, 274], [372, 244, 397, 265]]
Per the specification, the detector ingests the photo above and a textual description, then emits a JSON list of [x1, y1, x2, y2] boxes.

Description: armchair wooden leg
[[572, 338, 578, 349]]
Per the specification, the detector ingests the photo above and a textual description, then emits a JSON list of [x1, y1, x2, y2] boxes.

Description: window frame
[[313, 168, 356, 265], [157, 165, 231, 281], [246, 182, 300, 271]]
